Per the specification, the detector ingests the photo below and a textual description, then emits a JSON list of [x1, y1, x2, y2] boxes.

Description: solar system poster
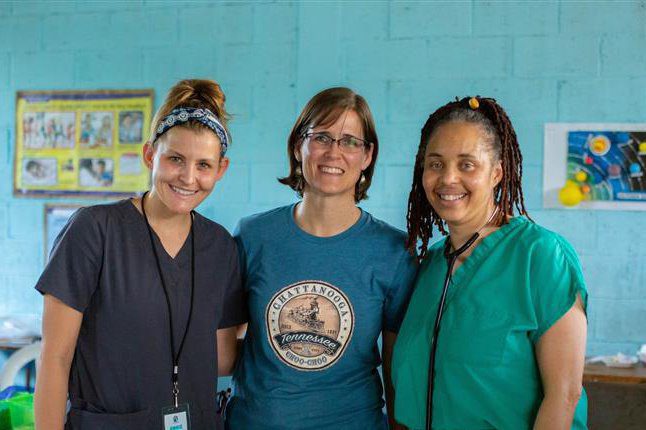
[[543, 123, 646, 211]]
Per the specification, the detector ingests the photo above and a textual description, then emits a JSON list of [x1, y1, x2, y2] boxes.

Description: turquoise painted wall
[[0, 1, 645, 359]]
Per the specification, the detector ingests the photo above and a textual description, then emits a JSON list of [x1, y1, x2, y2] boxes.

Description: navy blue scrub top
[[36, 199, 247, 430]]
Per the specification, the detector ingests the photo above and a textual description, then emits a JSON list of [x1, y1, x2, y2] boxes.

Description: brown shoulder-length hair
[[278, 87, 379, 203]]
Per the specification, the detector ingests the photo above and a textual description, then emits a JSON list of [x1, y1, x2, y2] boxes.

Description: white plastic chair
[[0, 341, 41, 391]]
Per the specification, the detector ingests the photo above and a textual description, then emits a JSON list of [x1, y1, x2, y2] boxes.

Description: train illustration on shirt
[[266, 280, 355, 371]]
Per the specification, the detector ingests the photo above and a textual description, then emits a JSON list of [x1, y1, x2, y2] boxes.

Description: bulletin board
[[14, 89, 154, 197]]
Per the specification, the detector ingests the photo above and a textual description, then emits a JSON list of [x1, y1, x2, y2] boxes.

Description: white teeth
[[320, 166, 344, 174], [439, 193, 466, 201], [170, 185, 197, 196]]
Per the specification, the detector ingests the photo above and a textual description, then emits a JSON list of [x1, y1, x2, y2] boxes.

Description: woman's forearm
[[34, 354, 72, 430], [533, 391, 581, 430]]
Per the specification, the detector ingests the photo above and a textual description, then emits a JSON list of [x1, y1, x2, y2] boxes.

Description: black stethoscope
[[425, 208, 498, 430]]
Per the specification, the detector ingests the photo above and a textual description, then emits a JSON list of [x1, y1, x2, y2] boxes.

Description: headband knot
[[152, 107, 229, 155]]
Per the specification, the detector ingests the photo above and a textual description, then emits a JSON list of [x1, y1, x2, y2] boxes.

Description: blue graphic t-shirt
[[226, 204, 418, 430]]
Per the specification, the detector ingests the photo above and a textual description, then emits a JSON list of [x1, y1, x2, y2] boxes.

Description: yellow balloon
[[575, 171, 588, 182], [559, 184, 583, 207]]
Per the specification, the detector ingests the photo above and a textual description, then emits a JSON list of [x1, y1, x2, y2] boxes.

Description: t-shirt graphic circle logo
[[266, 280, 354, 371]]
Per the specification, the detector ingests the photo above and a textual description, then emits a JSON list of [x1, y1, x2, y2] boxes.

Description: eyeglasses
[[303, 132, 371, 154]]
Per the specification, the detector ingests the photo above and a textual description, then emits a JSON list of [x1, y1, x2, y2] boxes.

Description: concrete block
[[586, 340, 642, 357], [558, 78, 646, 122], [0, 273, 43, 314], [471, 79, 557, 121], [361, 162, 386, 208], [12, 51, 75, 89], [383, 164, 414, 209], [254, 2, 297, 45], [428, 37, 510, 78], [514, 36, 599, 78], [593, 298, 646, 343], [340, 1, 388, 42], [253, 82, 297, 124], [601, 36, 646, 77], [299, 2, 340, 46], [8, 201, 43, 239], [297, 41, 343, 92], [378, 120, 422, 166], [0, 16, 41, 52], [513, 119, 545, 164], [388, 79, 473, 123], [367, 207, 408, 232], [220, 80, 252, 124], [0, 53, 9, 90], [76, 0, 144, 13], [143, 48, 218, 90], [75, 50, 144, 86], [389, 1, 471, 38], [580, 255, 642, 300], [521, 164, 542, 211], [530, 210, 597, 255], [206, 162, 249, 205], [178, 6, 219, 45], [338, 80, 388, 128], [0, 203, 7, 239], [560, 2, 646, 35], [227, 118, 292, 164], [42, 13, 112, 50], [179, 3, 252, 46], [347, 39, 429, 81], [596, 212, 645, 257], [217, 2, 254, 45], [12, 0, 75, 15], [110, 9, 178, 48], [250, 162, 298, 206], [217, 43, 295, 85], [473, 1, 558, 35], [0, 239, 41, 274]]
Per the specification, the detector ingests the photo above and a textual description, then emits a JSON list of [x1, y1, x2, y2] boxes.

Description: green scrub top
[[392, 217, 588, 430]]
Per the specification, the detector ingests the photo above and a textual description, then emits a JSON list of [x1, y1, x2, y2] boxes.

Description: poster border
[[14, 89, 154, 199]]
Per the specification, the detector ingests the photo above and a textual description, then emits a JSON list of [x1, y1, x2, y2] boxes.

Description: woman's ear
[[142, 141, 154, 169]]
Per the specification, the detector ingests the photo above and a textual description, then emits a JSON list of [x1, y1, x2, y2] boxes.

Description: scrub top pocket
[[66, 406, 150, 430], [439, 303, 510, 367]]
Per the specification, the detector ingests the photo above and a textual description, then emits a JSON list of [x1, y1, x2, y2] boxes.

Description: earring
[[359, 172, 366, 185], [295, 165, 302, 176]]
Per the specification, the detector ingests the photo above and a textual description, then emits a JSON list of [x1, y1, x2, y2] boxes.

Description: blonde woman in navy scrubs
[[392, 97, 588, 430], [34, 79, 247, 429]]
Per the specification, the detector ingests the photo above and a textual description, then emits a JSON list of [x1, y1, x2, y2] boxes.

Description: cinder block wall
[[1, 1, 645, 357]]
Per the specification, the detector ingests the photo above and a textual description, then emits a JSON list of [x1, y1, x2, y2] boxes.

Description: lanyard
[[141, 191, 196, 408], [425, 232, 479, 430]]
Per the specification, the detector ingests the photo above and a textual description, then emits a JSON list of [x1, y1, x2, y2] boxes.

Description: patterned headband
[[152, 107, 229, 155]]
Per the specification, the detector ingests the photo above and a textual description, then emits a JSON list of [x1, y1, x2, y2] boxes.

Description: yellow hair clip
[[468, 97, 479, 110]]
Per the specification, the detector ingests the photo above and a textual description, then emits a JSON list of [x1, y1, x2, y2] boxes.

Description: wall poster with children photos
[[14, 89, 154, 197], [543, 123, 646, 210]]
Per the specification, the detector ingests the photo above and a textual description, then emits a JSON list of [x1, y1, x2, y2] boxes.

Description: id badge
[[162, 403, 191, 430]]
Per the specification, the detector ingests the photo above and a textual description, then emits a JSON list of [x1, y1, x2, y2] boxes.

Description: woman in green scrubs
[[392, 97, 588, 430]]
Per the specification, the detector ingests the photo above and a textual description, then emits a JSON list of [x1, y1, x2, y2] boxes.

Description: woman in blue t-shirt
[[226, 88, 418, 430]]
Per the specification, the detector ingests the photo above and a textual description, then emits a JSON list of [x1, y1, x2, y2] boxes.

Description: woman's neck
[[134, 192, 192, 234], [294, 192, 361, 237], [447, 205, 498, 253]]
